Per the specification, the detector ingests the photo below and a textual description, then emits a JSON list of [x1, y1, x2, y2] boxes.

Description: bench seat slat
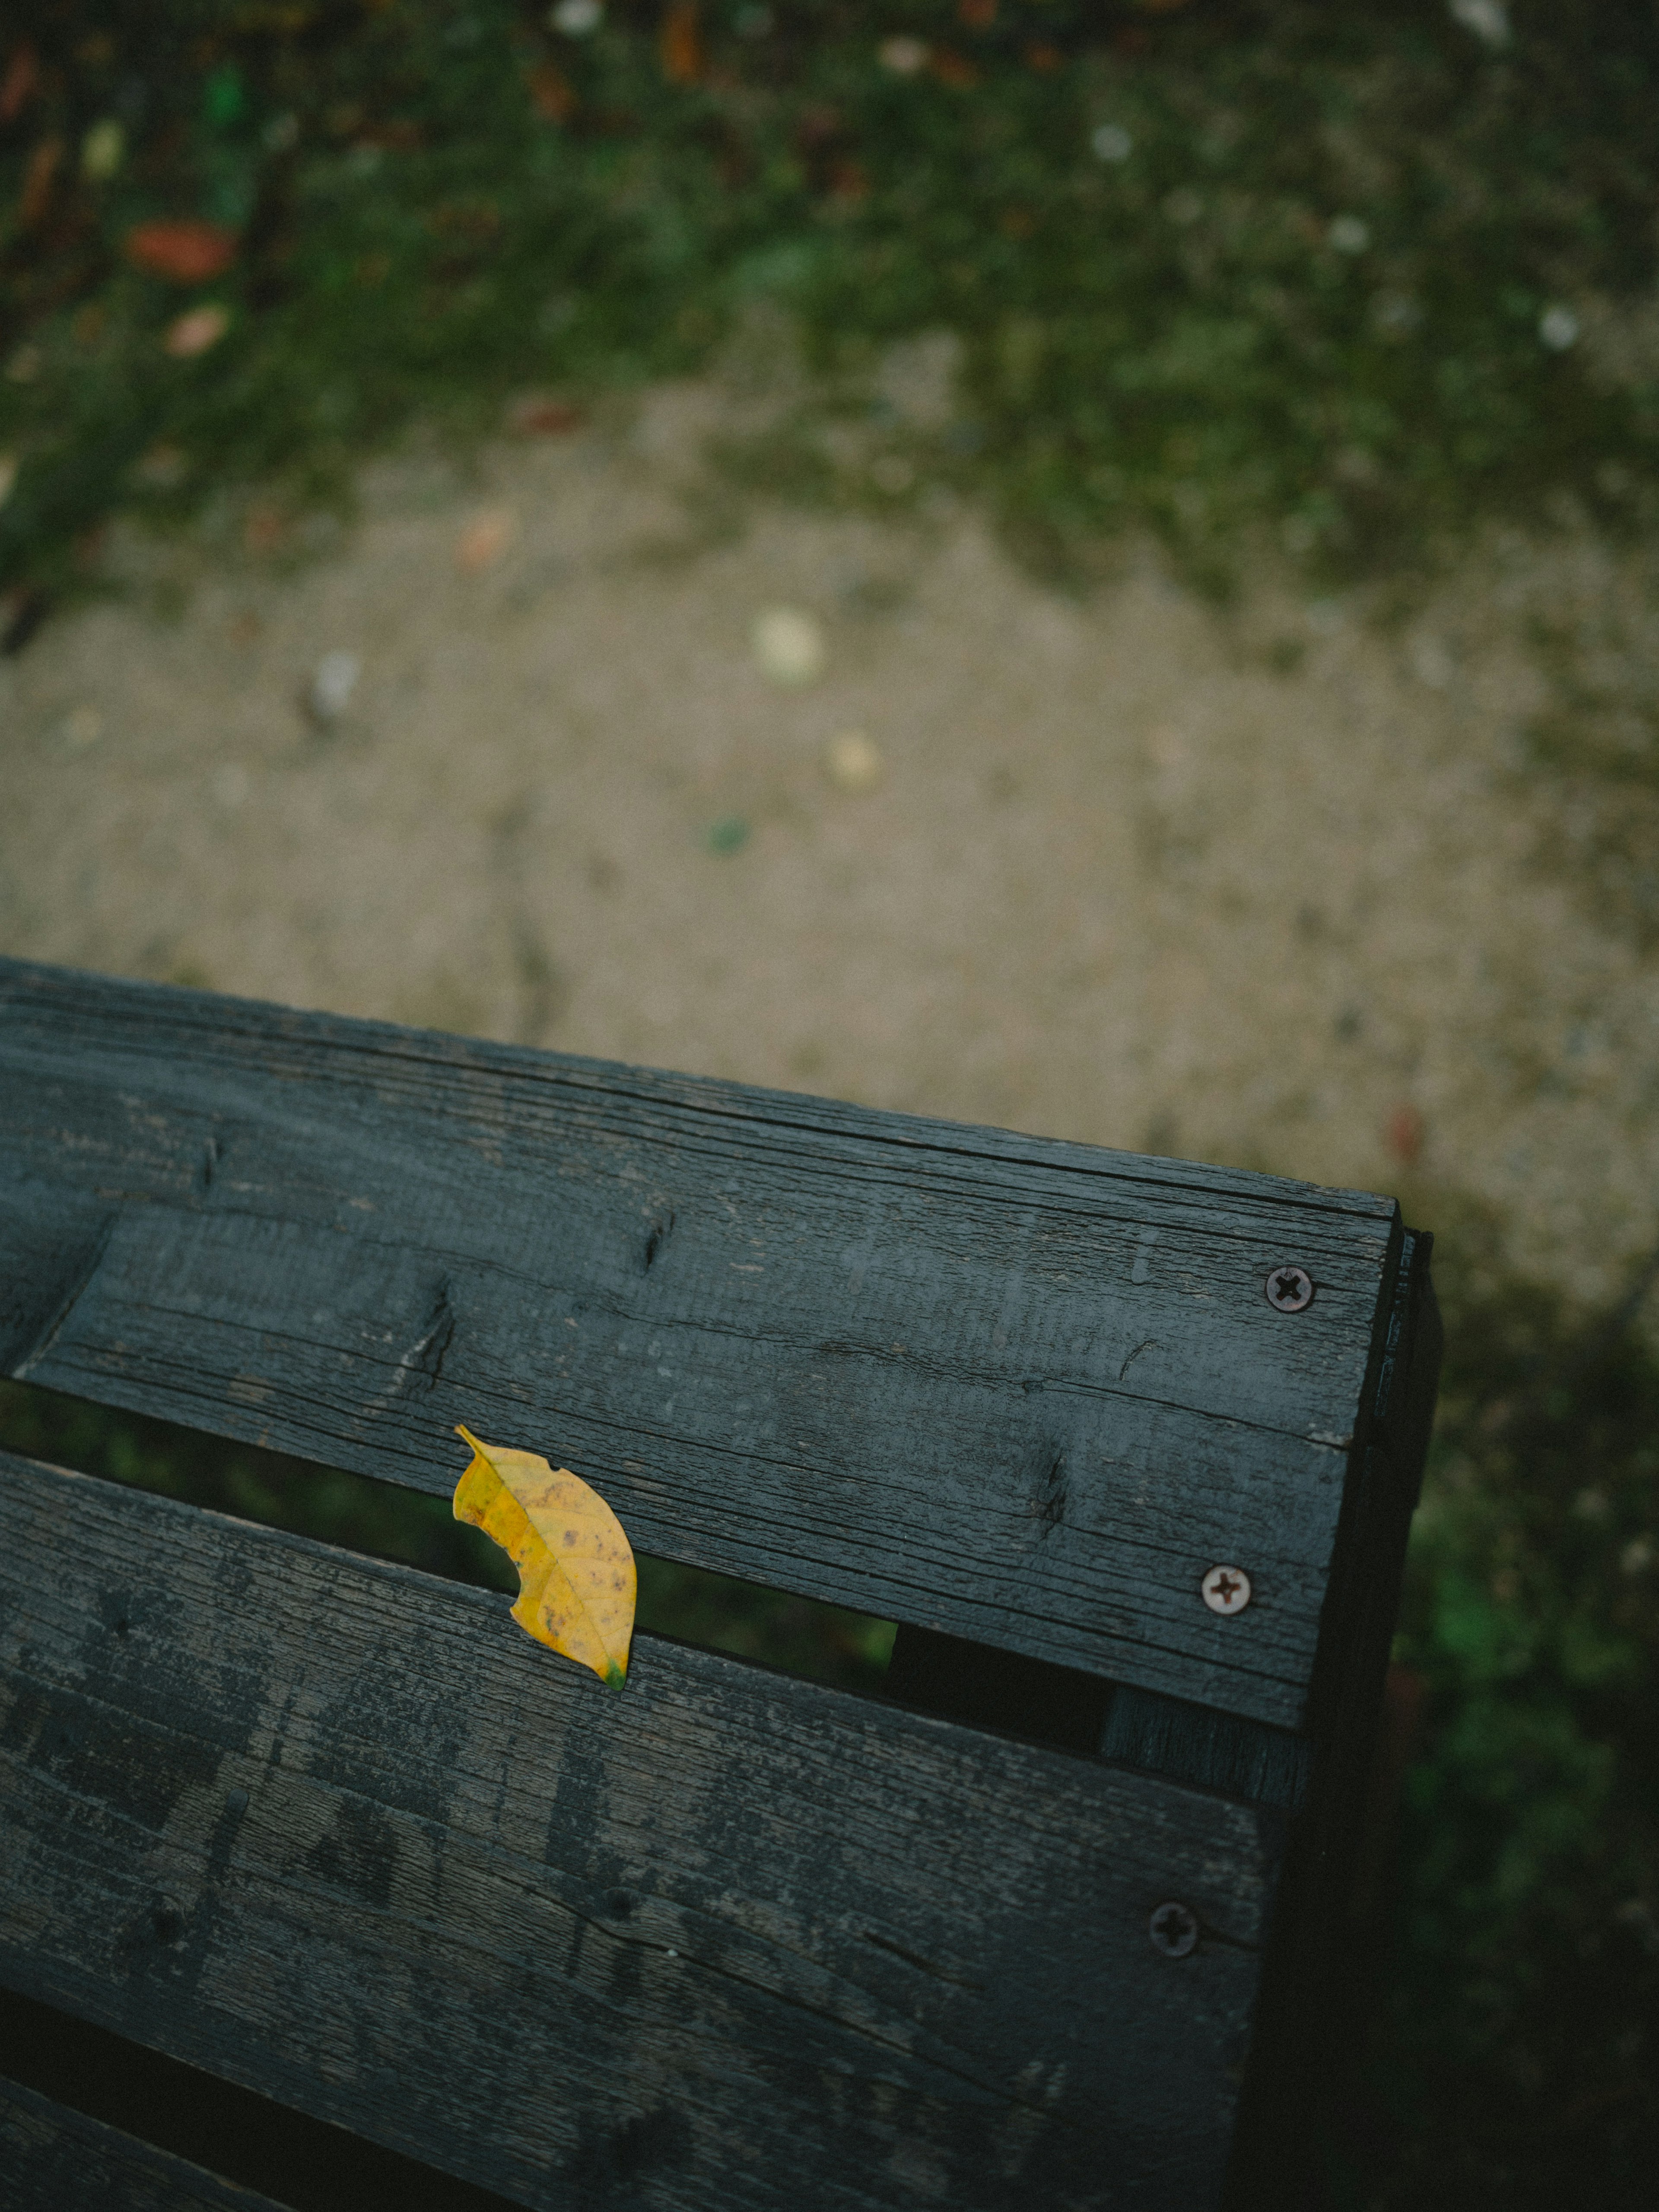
[[0, 961, 1400, 1729], [0, 1452, 1275, 2212], [0, 2075, 292, 2212]]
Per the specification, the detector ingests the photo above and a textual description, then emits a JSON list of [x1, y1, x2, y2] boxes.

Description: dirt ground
[[3, 369, 1655, 1317]]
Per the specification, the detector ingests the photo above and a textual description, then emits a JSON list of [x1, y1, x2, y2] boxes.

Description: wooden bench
[[0, 958, 1440, 2210]]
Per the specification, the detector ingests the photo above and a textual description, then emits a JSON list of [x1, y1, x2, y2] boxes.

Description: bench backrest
[[0, 959, 1440, 2209]]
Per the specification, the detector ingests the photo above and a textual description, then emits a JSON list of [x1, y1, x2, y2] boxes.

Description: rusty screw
[[1202, 1564, 1252, 1615], [1264, 1264, 1315, 1313], [1148, 1902, 1199, 1958]]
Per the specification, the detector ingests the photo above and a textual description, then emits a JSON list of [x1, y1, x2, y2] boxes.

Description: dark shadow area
[[0, 1986, 516, 2212], [886, 1622, 1310, 1808], [884, 1620, 1110, 1753]]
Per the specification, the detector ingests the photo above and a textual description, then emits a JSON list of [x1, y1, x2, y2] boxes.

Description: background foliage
[[3, 1, 1657, 2202], [2, 0, 1656, 623]]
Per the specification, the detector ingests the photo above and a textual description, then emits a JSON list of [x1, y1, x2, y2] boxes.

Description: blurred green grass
[[2, 0, 1655, 619], [1350, 1236, 1659, 2208]]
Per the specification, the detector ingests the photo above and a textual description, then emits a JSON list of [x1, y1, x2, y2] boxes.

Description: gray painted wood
[[0, 959, 1402, 1729], [0, 2076, 292, 2212], [0, 1451, 1279, 2212]]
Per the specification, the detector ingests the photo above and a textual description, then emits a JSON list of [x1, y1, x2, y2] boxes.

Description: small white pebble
[[309, 650, 361, 722], [1449, 0, 1510, 51], [61, 705, 105, 752], [1090, 124, 1133, 164], [1538, 304, 1579, 352], [752, 607, 825, 687], [165, 305, 230, 359], [878, 37, 928, 76], [1371, 291, 1422, 339], [1328, 215, 1370, 255], [823, 730, 884, 795]]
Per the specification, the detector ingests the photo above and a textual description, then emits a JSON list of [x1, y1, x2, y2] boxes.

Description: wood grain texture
[[0, 959, 1402, 1729], [0, 2076, 292, 2212], [0, 1452, 1279, 2212]]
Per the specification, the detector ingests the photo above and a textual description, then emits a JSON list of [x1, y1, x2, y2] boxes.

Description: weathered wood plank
[[0, 2075, 292, 2212], [0, 1452, 1278, 2212], [0, 959, 1399, 1728]]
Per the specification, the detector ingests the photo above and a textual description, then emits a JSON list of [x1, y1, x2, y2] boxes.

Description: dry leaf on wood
[[453, 1425, 636, 1686]]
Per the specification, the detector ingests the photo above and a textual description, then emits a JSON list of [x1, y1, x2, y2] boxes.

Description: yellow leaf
[[452, 1425, 636, 1687]]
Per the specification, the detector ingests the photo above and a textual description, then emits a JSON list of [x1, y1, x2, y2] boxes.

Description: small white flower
[[61, 705, 105, 752], [751, 607, 826, 687], [1090, 124, 1133, 165], [309, 651, 361, 722], [1538, 304, 1579, 352], [1449, 0, 1510, 51], [1371, 290, 1423, 339], [1328, 215, 1370, 255], [823, 731, 884, 795], [878, 37, 929, 76], [550, 0, 603, 32], [80, 118, 125, 182]]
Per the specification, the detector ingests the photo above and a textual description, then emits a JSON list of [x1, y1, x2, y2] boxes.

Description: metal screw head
[[1264, 1264, 1315, 1312], [1149, 1902, 1199, 1958], [1202, 1564, 1252, 1615]]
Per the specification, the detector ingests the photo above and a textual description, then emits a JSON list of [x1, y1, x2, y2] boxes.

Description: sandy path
[[3, 381, 1654, 1313]]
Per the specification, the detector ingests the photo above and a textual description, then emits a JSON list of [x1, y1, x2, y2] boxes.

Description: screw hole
[[1264, 1264, 1315, 1312], [1149, 1901, 1199, 1958]]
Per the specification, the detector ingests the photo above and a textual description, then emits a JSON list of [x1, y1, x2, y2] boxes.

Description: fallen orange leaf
[[661, 1, 702, 84], [527, 61, 575, 122], [454, 509, 516, 572], [0, 43, 38, 126], [19, 137, 62, 229], [126, 219, 239, 283], [243, 503, 286, 554], [930, 47, 978, 89], [506, 393, 582, 436], [1386, 1103, 1426, 1168], [454, 1426, 636, 1686]]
